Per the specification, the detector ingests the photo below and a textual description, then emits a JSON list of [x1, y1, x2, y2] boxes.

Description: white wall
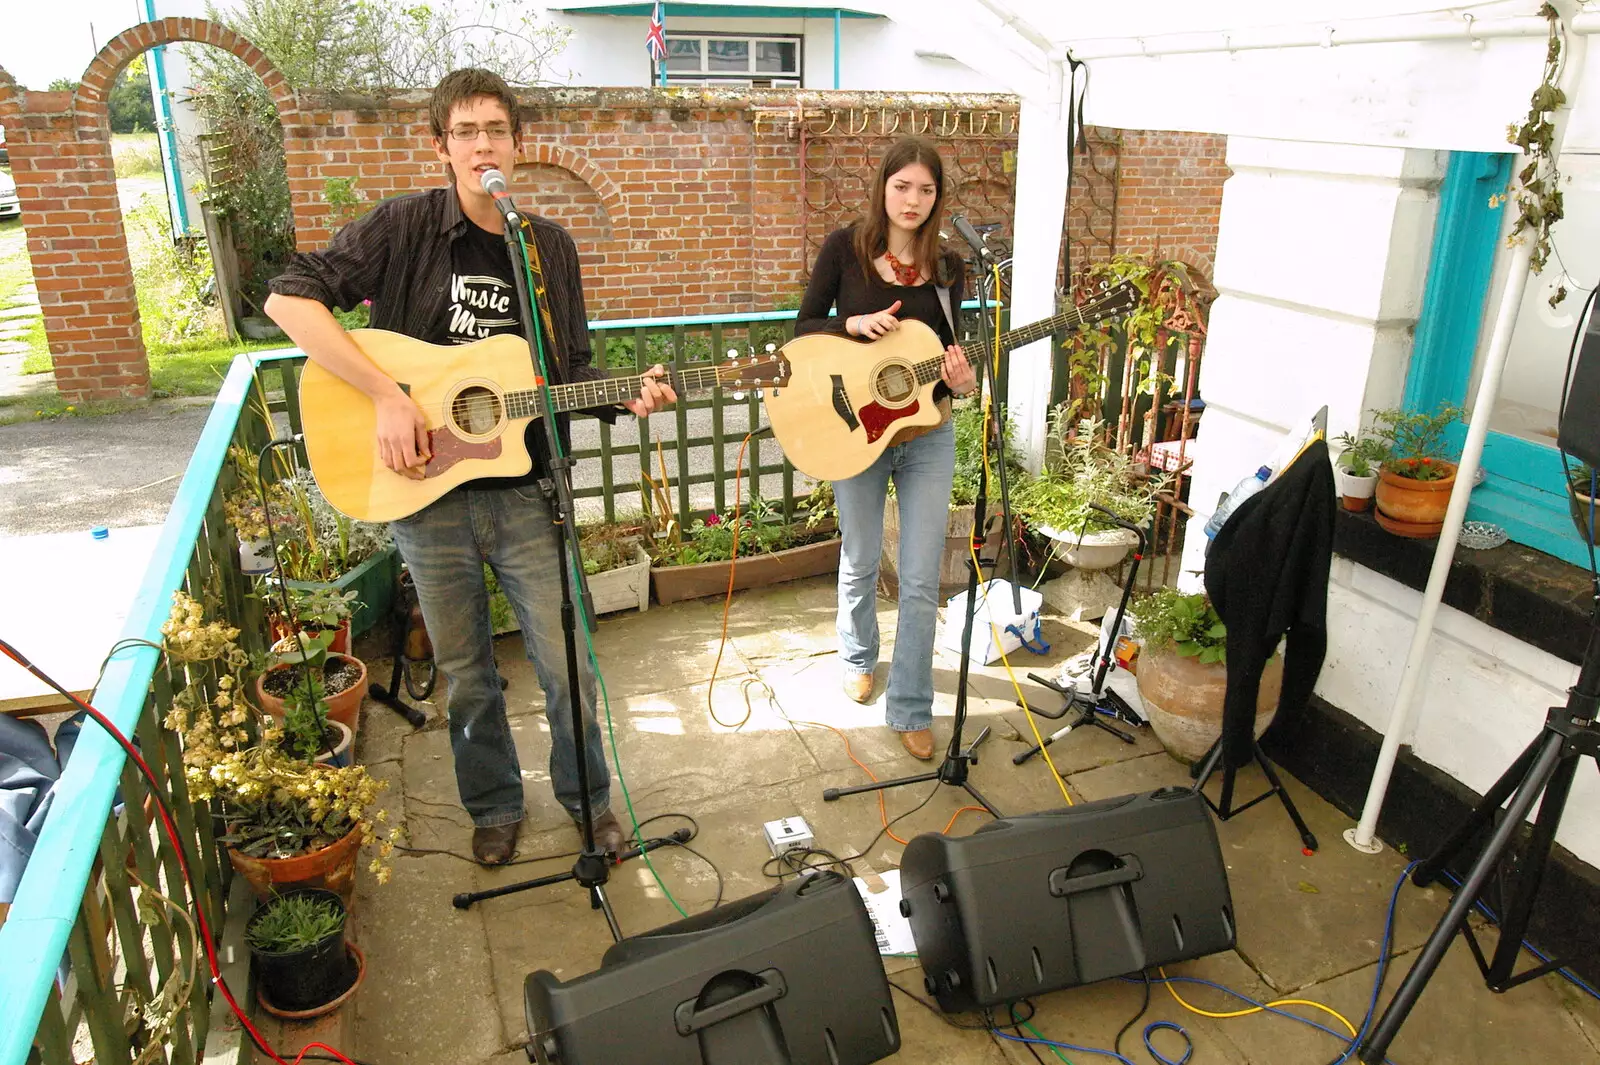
[[1070, 4, 1600, 866], [544, 10, 999, 91], [1322, 559, 1597, 861]]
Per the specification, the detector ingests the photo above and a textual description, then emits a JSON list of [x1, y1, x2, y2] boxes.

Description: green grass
[[112, 132, 163, 179], [147, 334, 286, 397], [0, 218, 35, 310]]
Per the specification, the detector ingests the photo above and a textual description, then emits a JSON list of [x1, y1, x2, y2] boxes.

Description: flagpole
[[658, 4, 668, 87]]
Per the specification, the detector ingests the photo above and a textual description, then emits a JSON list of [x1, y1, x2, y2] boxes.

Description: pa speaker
[[1560, 300, 1600, 469], [523, 872, 900, 1065], [900, 787, 1234, 1013]]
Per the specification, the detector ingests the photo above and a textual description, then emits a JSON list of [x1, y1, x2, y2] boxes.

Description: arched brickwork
[[7, 19, 295, 402]]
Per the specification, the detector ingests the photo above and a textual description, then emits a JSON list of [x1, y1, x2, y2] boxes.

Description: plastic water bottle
[[1203, 466, 1271, 541]]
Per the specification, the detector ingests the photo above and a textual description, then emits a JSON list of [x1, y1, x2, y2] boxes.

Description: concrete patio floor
[[260, 576, 1600, 1065]]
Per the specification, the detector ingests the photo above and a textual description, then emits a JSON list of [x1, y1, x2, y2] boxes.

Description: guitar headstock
[[1080, 280, 1141, 324], [717, 349, 789, 394]]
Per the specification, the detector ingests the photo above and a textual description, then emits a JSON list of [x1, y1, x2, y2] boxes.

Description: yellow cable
[[968, 260, 1074, 806], [1155, 966, 1358, 1038]]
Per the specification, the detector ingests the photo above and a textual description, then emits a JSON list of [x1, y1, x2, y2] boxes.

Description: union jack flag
[[646, 2, 667, 63]]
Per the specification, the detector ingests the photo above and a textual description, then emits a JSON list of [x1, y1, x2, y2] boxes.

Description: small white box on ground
[[762, 816, 814, 858], [939, 579, 1045, 665]]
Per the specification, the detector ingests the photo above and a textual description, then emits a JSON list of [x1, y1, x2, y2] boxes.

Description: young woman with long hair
[[794, 136, 976, 760]]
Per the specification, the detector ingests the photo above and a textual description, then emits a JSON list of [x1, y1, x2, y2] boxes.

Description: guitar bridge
[[830, 375, 860, 432]]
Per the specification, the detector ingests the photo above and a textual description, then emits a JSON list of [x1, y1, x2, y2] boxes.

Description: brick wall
[[1115, 129, 1230, 279], [1, 20, 1227, 403]]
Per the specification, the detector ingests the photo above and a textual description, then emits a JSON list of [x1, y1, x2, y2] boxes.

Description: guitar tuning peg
[[726, 348, 738, 359], [732, 391, 746, 401], [765, 343, 776, 353]]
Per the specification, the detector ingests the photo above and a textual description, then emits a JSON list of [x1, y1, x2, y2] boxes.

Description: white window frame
[[656, 32, 803, 87]]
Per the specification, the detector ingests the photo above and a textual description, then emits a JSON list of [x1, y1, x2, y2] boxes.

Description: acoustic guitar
[[298, 329, 783, 522], [761, 282, 1139, 481]]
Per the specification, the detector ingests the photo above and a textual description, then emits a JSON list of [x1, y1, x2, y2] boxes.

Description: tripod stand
[[822, 233, 1016, 819], [1013, 506, 1146, 766], [448, 193, 676, 934], [1358, 618, 1600, 1062]]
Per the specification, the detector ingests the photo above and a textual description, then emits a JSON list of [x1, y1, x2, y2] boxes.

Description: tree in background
[[109, 57, 158, 134], [185, 0, 569, 318]]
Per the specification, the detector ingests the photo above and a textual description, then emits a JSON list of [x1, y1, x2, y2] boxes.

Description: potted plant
[[160, 592, 398, 903], [256, 625, 369, 737], [1571, 462, 1597, 544], [276, 671, 354, 768], [486, 522, 652, 635], [1368, 403, 1465, 538], [276, 473, 400, 638], [263, 584, 359, 655], [647, 493, 841, 606], [1014, 413, 1166, 620], [246, 888, 364, 1018], [222, 446, 297, 576], [1332, 429, 1386, 512], [1126, 588, 1283, 765]]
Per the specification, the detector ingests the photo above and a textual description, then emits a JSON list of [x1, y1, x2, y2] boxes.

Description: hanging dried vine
[[1501, 2, 1567, 305]]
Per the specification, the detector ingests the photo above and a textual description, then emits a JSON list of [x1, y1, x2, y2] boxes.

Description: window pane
[[666, 38, 701, 72], [1470, 153, 1600, 444], [707, 39, 750, 71], [756, 41, 797, 73]]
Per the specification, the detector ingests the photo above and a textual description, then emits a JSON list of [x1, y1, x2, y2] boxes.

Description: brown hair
[[429, 68, 521, 171], [851, 136, 953, 286]]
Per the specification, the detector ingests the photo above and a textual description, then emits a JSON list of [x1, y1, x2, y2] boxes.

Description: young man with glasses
[[264, 68, 675, 865]]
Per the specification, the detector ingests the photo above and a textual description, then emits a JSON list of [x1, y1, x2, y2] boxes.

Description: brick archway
[[7, 19, 295, 402], [520, 144, 629, 231]]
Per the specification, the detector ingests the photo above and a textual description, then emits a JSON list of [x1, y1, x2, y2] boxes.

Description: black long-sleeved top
[[795, 226, 965, 402], [269, 185, 616, 489], [1204, 439, 1337, 770]]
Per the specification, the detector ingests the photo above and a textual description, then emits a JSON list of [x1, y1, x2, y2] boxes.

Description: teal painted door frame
[[1406, 150, 1591, 566]]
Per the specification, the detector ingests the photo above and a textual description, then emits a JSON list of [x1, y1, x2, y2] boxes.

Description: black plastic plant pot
[[247, 888, 355, 1013]]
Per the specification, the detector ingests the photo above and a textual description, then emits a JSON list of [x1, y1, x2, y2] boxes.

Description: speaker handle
[[1048, 855, 1144, 898], [673, 969, 788, 1035]]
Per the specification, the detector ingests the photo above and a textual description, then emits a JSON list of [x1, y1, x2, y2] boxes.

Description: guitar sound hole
[[450, 386, 504, 436], [875, 363, 917, 405]]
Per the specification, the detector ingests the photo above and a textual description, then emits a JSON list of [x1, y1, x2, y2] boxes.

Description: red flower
[[1421, 457, 1433, 465], [705, 513, 723, 526]]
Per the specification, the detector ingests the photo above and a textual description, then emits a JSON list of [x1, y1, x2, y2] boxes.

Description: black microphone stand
[[821, 224, 1018, 817], [1358, 614, 1600, 1062], [1012, 505, 1144, 766], [448, 194, 677, 933]]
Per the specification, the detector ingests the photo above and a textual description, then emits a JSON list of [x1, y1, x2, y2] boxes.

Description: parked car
[[0, 170, 19, 220]]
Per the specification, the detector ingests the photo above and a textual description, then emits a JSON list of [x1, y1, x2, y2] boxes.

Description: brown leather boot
[[843, 673, 874, 704], [471, 821, 521, 865], [898, 728, 935, 761]]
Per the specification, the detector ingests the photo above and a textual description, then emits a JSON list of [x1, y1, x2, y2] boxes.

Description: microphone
[[951, 214, 994, 262], [479, 167, 521, 226]]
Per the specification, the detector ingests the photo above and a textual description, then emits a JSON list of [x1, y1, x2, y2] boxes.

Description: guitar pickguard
[[859, 398, 919, 444], [423, 427, 503, 478]]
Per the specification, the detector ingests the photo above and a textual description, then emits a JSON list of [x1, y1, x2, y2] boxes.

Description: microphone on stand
[[951, 214, 995, 262], [479, 167, 521, 227]]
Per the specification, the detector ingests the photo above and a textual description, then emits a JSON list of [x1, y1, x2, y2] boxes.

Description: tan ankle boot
[[843, 673, 874, 704]]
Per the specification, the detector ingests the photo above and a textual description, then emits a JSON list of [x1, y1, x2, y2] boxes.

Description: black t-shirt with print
[[437, 219, 548, 489]]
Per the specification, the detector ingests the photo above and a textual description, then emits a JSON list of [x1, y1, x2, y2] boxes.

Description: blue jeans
[[388, 485, 609, 827], [833, 420, 956, 732]]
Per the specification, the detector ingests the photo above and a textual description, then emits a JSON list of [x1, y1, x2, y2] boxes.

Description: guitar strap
[[518, 219, 567, 380], [935, 285, 957, 342]]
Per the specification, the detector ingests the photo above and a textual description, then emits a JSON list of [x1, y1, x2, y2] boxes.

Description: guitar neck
[[501, 365, 725, 418], [908, 304, 1101, 387]]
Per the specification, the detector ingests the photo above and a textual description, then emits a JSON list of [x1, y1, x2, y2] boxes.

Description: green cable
[[515, 229, 690, 920], [1022, 1020, 1075, 1065]]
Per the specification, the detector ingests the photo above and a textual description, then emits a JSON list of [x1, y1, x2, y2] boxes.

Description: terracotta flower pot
[[227, 823, 363, 906], [1333, 465, 1378, 513], [270, 618, 352, 656], [1571, 490, 1596, 545], [255, 654, 369, 733], [1375, 461, 1457, 538], [1135, 646, 1285, 765]]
